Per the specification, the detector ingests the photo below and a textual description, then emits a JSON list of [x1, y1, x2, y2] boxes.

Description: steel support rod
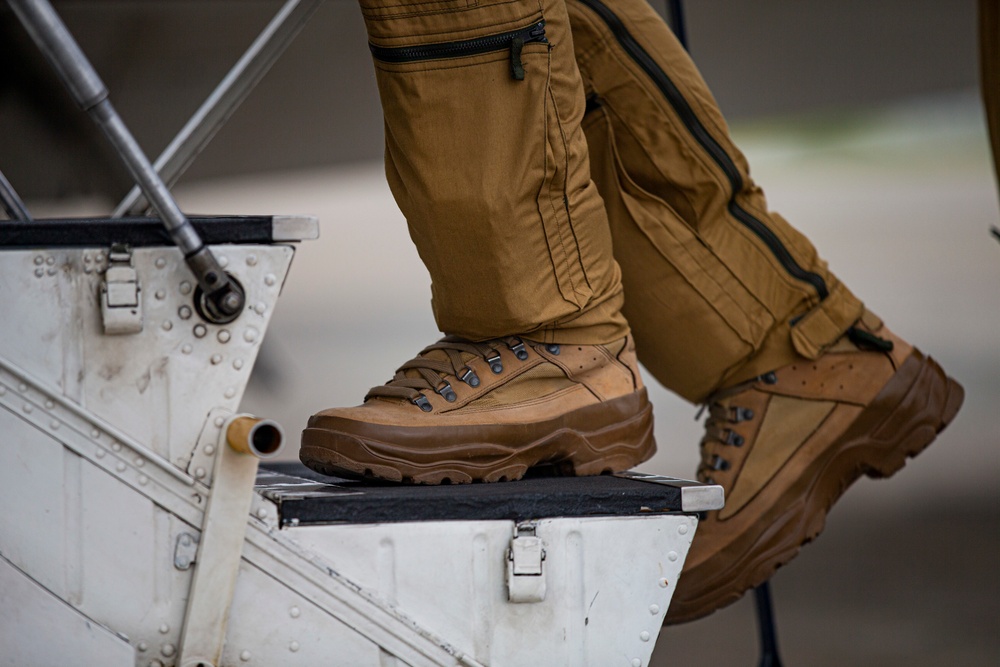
[[753, 581, 784, 667], [0, 169, 32, 221], [7, 0, 244, 319], [113, 0, 324, 218]]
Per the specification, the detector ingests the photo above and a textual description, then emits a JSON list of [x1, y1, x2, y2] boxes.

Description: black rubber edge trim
[[0, 215, 275, 248]]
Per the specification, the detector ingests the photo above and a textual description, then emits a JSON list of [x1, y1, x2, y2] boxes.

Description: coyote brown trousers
[[358, 0, 863, 403]]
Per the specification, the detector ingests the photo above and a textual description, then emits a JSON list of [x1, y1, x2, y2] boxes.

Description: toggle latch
[[100, 243, 143, 335], [506, 522, 546, 603]]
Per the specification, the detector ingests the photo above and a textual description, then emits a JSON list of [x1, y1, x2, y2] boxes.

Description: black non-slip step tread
[[257, 461, 713, 526]]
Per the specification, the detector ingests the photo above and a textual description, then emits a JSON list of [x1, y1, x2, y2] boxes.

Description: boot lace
[[365, 336, 534, 411], [695, 372, 774, 483]]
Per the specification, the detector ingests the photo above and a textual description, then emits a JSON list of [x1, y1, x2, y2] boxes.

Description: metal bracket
[[100, 244, 142, 335], [506, 522, 546, 603], [174, 532, 200, 571]]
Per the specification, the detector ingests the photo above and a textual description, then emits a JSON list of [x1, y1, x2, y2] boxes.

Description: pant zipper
[[369, 21, 548, 81], [577, 0, 829, 300]]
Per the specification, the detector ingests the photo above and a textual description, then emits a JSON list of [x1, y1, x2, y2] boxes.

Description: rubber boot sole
[[666, 350, 964, 624], [300, 388, 657, 484]]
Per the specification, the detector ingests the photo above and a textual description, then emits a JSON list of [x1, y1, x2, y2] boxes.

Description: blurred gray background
[[4, 1, 998, 664]]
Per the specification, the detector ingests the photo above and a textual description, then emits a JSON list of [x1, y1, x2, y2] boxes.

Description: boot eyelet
[[545, 344, 560, 355], [436, 381, 457, 402], [508, 339, 529, 361], [761, 372, 778, 385], [412, 395, 433, 412], [486, 352, 503, 374], [726, 431, 744, 447], [459, 367, 480, 387], [710, 455, 730, 471]]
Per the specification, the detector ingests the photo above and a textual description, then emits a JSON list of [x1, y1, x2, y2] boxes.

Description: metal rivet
[[233, 359, 244, 370], [22, 404, 33, 413], [18, 383, 28, 393], [150, 661, 163, 667], [116, 462, 126, 473], [178, 306, 192, 320], [135, 457, 144, 467], [218, 255, 229, 268], [195, 467, 206, 479], [138, 641, 148, 652], [34, 268, 44, 278], [211, 354, 222, 365], [162, 320, 173, 331], [138, 475, 149, 486], [214, 416, 225, 428], [155, 257, 167, 269], [224, 387, 236, 399], [44, 400, 54, 409], [289, 641, 300, 653], [179, 281, 192, 295], [34, 256, 44, 266], [90, 428, 100, 438], [161, 643, 175, 657], [204, 444, 215, 455], [678, 524, 688, 535], [95, 449, 105, 459], [631, 659, 642, 667], [45, 256, 55, 266], [83, 266, 92, 274], [155, 289, 166, 300], [83, 253, 92, 264], [193, 324, 207, 338], [46, 267, 56, 276], [667, 551, 678, 562], [246, 255, 258, 267], [640, 631, 650, 642], [256, 507, 268, 519], [217, 329, 231, 344], [659, 578, 669, 588], [50, 419, 60, 430], [289, 606, 301, 619], [181, 344, 192, 355], [111, 442, 122, 452], [649, 604, 660, 615], [264, 273, 276, 286], [240, 650, 252, 661], [159, 624, 170, 634], [243, 328, 258, 343], [254, 302, 266, 315]]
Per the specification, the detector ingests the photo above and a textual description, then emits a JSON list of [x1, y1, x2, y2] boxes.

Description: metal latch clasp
[[100, 243, 143, 334], [506, 522, 546, 603]]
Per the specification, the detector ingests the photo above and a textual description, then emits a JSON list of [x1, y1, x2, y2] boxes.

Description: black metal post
[[753, 581, 784, 667]]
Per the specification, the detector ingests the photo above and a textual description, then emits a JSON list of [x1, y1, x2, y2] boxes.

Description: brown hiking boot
[[300, 335, 655, 484], [666, 311, 964, 624]]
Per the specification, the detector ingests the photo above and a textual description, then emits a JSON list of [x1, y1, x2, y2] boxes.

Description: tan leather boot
[[666, 312, 964, 624], [301, 335, 655, 484]]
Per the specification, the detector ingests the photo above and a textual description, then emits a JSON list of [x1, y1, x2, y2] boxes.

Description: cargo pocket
[[368, 13, 597, 338], [584, 110, 774, 401]]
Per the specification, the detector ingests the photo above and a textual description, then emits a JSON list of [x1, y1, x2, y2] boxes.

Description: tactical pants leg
[[358, 0, 864, 403]]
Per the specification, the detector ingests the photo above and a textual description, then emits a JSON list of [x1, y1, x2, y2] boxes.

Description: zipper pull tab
[[510, 36, 525, 81]]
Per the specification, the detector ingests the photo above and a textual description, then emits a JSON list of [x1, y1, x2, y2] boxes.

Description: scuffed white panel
[[290, 514, 694, 667], [0, 556, 134, 667], [224, 560, 386, 667], [0, 408, 70, 598]]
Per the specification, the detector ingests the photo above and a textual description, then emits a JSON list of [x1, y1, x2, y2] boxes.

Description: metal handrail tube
[[7, 0, 244, 317]]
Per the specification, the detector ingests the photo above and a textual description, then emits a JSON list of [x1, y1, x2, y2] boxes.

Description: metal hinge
[[100, 243, 143, 334], [506, 522, 546, 603]]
